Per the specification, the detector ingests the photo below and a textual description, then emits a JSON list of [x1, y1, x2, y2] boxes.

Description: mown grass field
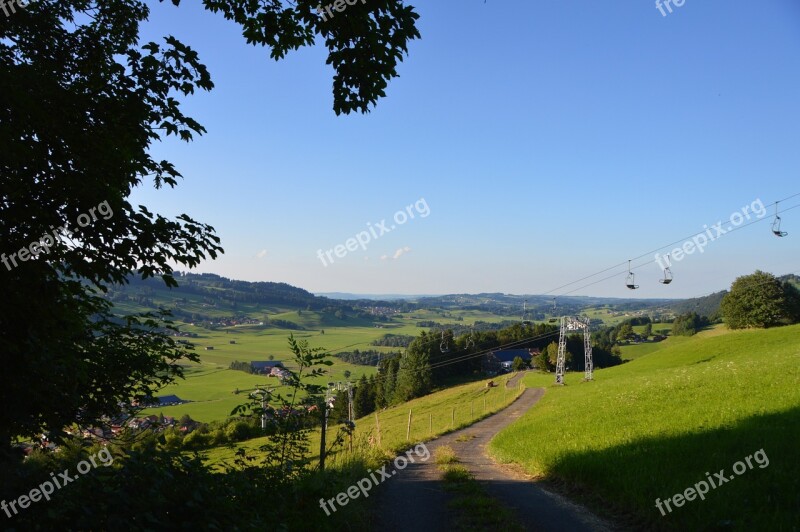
[[141, 326, 385, 422], [490, 324, 800, 530], [141, 308, 522, 422]]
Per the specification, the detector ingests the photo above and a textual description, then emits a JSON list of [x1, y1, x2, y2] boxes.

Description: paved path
[[374, 374, 617, 531]]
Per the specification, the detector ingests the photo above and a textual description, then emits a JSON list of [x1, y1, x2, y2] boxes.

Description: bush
[[183, 430, 213, 449], [721, 271, 800, 329], [225, 420, 256, 442]]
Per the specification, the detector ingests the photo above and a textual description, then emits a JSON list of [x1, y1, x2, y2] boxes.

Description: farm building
[[250, 360, 285, 375], [155, 394, 187, 406]]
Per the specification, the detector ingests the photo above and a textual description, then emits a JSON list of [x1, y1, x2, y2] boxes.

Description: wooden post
[[406, 408, 412, 441], [375, 412, 381, 448], [451, 407, 455, 428], [483, 397, 486, 412], [319, 404, 327, 471], [471, 401, 474, 419], [429, 413, 432, 435]]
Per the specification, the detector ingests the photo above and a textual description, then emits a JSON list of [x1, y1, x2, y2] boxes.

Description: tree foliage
[[0, 0, 419, 456], [353, 374, 374, 418], [721, 271, 800, 329], [394, 336, 432, 402], [671, 311, 709, 336]]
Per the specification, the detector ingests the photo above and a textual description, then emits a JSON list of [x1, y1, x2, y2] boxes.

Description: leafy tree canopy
[[721, 271, 800, 329], [0, 0, 419, 456]]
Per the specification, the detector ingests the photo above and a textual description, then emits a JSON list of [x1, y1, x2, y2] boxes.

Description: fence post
[[375, 412, 381, 448], [429, 413, 432, 436], [451, 407, 455, 428], [406, 408, 412, 441]]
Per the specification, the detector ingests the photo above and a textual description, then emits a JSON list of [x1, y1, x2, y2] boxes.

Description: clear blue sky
[[131, 0, 800, 298]]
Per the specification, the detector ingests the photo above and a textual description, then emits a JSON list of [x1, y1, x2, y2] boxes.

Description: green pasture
[[490, 324, 800, 530]]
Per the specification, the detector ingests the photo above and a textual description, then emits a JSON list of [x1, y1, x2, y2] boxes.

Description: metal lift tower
[[555, 316, 593, 385]]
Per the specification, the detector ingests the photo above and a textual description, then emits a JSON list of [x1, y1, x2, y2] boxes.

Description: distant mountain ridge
[[316, 292, 437, 301], [106, 271, 798, 322]]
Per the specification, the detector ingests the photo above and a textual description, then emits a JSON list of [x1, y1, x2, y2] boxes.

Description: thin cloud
[[392, 246, 411, 260]]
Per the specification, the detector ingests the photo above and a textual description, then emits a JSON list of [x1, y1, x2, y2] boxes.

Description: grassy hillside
[[490, 325, 800, 530], [202, 374, 525, 466]]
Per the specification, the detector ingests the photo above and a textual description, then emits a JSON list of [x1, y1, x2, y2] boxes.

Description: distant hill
[[660, 290, 727, 318], [106, 271, 797, 325], [780, 273, 800, 290], [415, 293, 676, 319], [105, 273, 397, 325], [657, 273, 800, 319], [115, 272, 333, 308], [316, 292, 436, 301]]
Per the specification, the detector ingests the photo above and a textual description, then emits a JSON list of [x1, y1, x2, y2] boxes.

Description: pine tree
[[383, 360, 398, 405], [395, 340, 432, 402], [353, 374, 374, 418]]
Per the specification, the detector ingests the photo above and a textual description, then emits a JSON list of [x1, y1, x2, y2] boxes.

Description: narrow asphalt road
[[373, 373, 617, 531]]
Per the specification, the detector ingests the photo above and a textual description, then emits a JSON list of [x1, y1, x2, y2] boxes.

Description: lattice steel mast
[[555, 316, 593, 385]]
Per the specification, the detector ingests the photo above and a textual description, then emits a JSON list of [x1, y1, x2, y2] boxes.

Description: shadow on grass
[[544, 407, 800, 531]]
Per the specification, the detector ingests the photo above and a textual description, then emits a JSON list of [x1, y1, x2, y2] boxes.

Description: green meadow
[[201, 374, 525, 466], [141, 308, 531, 422], [141, 324, 386, 422], [490, 324, 800, 530]]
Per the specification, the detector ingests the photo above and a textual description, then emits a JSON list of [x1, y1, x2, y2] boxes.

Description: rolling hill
[[490, 324, 800, 530]]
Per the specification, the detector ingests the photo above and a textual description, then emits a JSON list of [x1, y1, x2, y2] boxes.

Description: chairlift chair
[[465, 325, 476, 349], [772, 202, 788, 237], [659, 254, 673, 285], [439, 330, 450, 353], [521, 299, 532, 325], [548, 298, 558, 323], [626, 260, 639, 290]]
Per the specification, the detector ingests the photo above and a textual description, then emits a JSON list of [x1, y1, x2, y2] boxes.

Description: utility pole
[[320, 384, 335, 471], [346, 381, 354, 452], [347, 381, 354, 423], [251, 386, 270, 430]]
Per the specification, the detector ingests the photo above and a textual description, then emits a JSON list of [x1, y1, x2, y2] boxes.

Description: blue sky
[[131, 0, 800, 298]]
